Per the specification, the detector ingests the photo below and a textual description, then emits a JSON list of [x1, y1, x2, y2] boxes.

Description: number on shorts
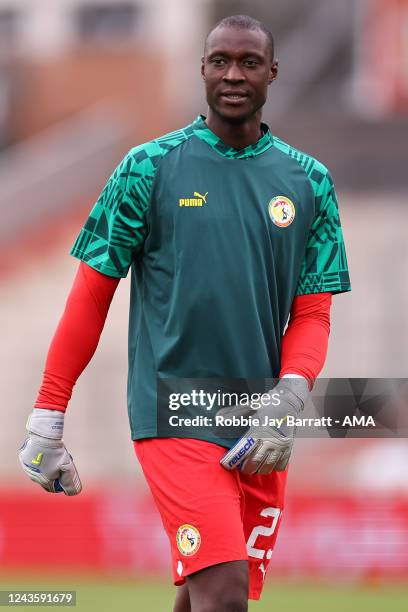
[[247, 507, 281, 560]]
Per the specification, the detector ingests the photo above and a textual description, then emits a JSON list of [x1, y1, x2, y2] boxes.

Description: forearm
[[279, 292, 332, 386], [221, 293, 332, 473], [34, 262, 119, 411]]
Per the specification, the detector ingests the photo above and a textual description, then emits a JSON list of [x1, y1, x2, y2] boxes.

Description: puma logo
[[179, 191, 208, 207]]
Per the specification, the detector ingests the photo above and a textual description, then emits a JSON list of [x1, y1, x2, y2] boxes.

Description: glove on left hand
[[219, 378, 309, 475]]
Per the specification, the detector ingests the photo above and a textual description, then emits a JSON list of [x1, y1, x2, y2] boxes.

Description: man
[[19, 15, 350, 612]]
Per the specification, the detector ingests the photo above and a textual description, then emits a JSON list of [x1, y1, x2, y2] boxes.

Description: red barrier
[[1, 490, 407, 578], [275, 494, 408, 579]]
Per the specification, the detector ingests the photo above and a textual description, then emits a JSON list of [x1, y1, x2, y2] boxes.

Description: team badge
[[176, 524, 201, 556], [268, 196, 296, 227]]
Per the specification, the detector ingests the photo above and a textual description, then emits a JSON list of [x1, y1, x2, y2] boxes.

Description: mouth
[[219, 92, 249, 105]]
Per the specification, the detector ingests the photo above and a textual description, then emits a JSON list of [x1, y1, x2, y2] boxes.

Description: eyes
[[209, 57, 261, 68]]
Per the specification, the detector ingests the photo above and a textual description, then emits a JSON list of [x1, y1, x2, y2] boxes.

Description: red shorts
[[134, 438, 287, 600]]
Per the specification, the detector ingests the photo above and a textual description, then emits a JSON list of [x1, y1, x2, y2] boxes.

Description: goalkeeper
[[19, 14, 350, 612]]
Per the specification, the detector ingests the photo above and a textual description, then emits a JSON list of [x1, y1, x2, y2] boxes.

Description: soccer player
[[19, 15, 350, 612]]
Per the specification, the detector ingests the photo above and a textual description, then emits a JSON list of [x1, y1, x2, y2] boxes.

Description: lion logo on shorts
[[176, 524, 201, 556]]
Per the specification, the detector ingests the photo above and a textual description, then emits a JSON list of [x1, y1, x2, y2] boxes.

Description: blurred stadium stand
[[0, 0, 407, 581], [0, 102, 130, 247]]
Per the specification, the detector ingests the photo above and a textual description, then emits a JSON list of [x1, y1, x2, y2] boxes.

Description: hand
[[219, 378, 309, 475], [18, 409, 82, 495]]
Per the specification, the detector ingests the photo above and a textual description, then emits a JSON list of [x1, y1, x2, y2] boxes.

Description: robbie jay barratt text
[[167, 415, 376, 428]]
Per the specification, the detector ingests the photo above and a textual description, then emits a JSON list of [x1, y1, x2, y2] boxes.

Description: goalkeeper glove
[[219, 377, 309, 475], [18, 408, 82, 495]]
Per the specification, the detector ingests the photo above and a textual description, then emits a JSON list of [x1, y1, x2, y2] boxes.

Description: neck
[[205, 109, 263, 149]]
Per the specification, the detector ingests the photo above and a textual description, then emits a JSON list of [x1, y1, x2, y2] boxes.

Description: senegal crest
[[176, 524, 201, 556], [268, 196, 296, 227]]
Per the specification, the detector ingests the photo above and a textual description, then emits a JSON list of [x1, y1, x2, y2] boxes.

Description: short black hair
[[205, 14, 274, 60]]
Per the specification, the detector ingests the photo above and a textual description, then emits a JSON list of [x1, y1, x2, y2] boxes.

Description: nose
[[223, 61, 245, 82]]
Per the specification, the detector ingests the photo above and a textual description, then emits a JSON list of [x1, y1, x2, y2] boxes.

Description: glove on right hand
[[18, 409, 82, 496]]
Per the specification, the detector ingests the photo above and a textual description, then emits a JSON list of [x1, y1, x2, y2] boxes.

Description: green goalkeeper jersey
[[70, 115, 351, 444]]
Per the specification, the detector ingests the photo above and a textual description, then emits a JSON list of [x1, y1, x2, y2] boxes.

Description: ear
[[268, 59, 279, 85], [201, 56, 206, 80]]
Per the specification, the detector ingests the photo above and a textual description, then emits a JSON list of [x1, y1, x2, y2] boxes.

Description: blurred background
[[0, 0, 407, 610]]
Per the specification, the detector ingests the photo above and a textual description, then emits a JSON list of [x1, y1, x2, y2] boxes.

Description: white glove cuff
[[26, 408, 64, 440], [277, 377, 310, 408]]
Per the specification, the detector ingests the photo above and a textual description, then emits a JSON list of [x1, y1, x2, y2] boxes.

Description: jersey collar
[[192, 115, 273, 159]]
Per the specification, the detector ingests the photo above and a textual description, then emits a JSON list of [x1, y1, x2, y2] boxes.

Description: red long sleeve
[[34, 262, 120, 411], [279, 292, 332, 386]]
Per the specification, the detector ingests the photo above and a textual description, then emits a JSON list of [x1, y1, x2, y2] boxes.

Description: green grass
[[0, 575, 407, 611]]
